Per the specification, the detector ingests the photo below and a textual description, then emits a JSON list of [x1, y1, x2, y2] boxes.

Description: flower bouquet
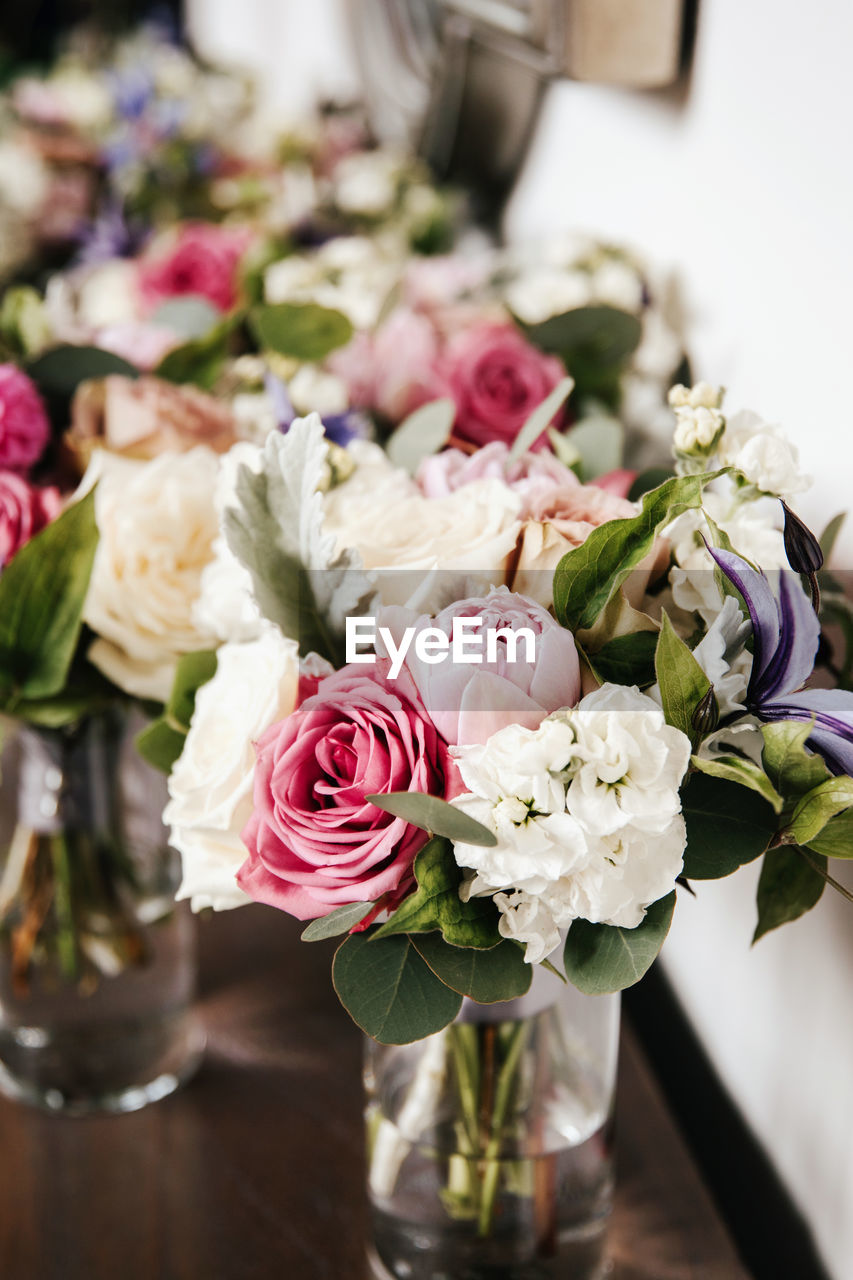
[[157, 376, 853, 1275]]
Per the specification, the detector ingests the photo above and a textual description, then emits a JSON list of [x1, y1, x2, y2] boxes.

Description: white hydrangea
[[165, 630, 300, 911], [451, 685, 691, 962]]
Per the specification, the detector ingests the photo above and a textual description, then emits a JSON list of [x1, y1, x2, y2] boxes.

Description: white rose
[[324, 468, 522, 608], [450, 685, 690, 959], [165, 631, 300, 911], [83, 448, 220, 700], [194, 442, 265, 644], [719, 410, 810, 497]]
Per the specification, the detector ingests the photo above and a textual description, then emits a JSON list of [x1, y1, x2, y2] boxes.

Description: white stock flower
[[83, 449, 220, 700], [165, 631, 300, 911], [718, 410, 810, 497], [451, 685, 691, 961]]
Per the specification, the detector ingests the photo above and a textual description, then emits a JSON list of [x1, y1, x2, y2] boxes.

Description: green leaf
[[754, 847, 826, 942], [681, 773, 777, 878], [509, 376, 574, 460], [372, 838, 502, 949], [333, 931, 462, 1044], [134, 649, 218, 774], [559, 413, 624, 482], [0, 490, 98, 702], [411, 933, 531, 1003], [155, 311, 243, 389], [0, 285, 51, 355], [553, 469, 726, 634], [150, 295, 222, 339], [385, 398, 455, 473], [628, 468, 674, 502], [249, 302, 353, 361], [761, 720, 830, 800], [819, 512, 846, 562], [588, 630, 659, 686], [518, 304, 641, 376], [26, 345, 138, 397], [563, 892, 675, 995], [301, 902, 374, 941], [367, 793, 497, 847], [788, 777, 853, 847], [804, 810, 853, 859], [690, 755, 784, 814], [654, 611, 711, 743]]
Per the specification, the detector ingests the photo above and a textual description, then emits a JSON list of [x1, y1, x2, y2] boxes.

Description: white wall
[[184, 3, 853, 1274], [506, 5, 853, 1276]]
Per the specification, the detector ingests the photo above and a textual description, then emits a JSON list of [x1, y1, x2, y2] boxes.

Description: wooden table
[[0, 904, 751, 1280]]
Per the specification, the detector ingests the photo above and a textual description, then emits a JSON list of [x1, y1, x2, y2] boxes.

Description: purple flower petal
[[754, 570, 820, 702], [707, 546, 780, 691]]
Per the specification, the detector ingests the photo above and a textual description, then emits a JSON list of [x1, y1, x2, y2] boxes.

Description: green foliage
[[761, 720, 830, 800], [411, 933, 531, 1003], [628, 468, 674, 502], [803, 810, 853, 859], [0, 286, 51, 356], [27, 345, 138, 398], [681, 773, 777, 879], [0, 490, 98, 706], [788, 777, 853, 847], [754, 847, 826, 942], [135, 649, 217, 773], [366, 794, 497, 847], [509, 377, 574, 459], [517, 305, 642, 407], [587, 630, 658, 686], [690, 755, 784, 814], [563, 892, 675, 995], [385, 399, 455, 472], [654, 611, 711, 745], [557, 413, 624, 482], [553, 470, 725, 634], [249, 302, 353, 361], [155, 312, 243, 389], [150, 295, 222, 339], [301, 902, 374, 941], [372, 838, 502, 949], [819, 512, 846, 562], [333, 930, 462, 1044]]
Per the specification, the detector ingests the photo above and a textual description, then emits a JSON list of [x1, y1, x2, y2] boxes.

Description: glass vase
[[0, 709, 204, 1114], [365, 968, 619, 1280]]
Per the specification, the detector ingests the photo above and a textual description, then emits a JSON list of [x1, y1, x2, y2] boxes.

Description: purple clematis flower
[[711, 546, 853, 774], [265, 373, 366, 447]]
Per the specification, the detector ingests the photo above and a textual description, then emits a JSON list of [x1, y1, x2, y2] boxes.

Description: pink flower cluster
[[0, 471, 60, 567], [0, 365, 58, 567], [237, 592, 581, 921], [138, 221, 255, 314]]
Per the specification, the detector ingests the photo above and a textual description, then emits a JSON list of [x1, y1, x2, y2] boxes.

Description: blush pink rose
[[330, 308, 445, 423], [0, 365, 51, 473], [379, 589, 581, 747], [440, 324, 566, 450], [416, 441, 581, 518], [0, 471, 61, 566], [238, 666, 455, 920], [138, 222, 254, 314], [594, 468, 637, 498]]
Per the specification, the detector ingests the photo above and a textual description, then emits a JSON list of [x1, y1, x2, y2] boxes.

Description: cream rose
[[83, 448, 220, 700], [165, 631, 300, 911]]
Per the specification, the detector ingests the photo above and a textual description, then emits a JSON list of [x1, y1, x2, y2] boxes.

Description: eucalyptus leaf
[[788, 777, 853, 847], [333, 931, 462, 1044], [654, 612, 711, 744], [156, 311, 243, 389], [411, 933, 531, 1003], [509, 377, 574, 460], [681, 773, 777, 879], [367, 793, 497, 847], [301, 902, 374, 941], [754, 847, 826, 942], [151, 295, 222, 339], [561, 414, 624, 482], [0, 490, 98, 703], [553, 469, 727, 635], [249, 302, 353, 361], [518, 305, 641, 371], [372, 837, 502, 948], [690, 755, 784, 814], [386, 398, 455, 472], [563, 892, 675, 995], [27, 344, 138, 397]]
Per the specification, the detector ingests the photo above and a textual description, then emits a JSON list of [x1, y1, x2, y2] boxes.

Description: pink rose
[[0, 365, 51, 473], [416, 441, 580, 518], [138, 222, 254, 314], [594, 468, 637, 499], [0, 470, 61, 566], [380, 588, 581, 747], [330, 308, 444, 423], [238, 666, 455, 920], [440, 324, 566, 450], [96, 322, 183, 371]]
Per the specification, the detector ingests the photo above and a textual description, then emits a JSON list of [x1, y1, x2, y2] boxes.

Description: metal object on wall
[[349, 0, 689, 219]]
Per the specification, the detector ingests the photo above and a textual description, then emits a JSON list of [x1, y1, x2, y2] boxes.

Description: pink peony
[[0, 470, 61, 566], [238, 666, 455, 920], [380, 589, 581, 747], [0, 365, 51, 473], [440, 324, 566, 450], [138, 221, 254, 314], [416, 441, 581, 517]]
